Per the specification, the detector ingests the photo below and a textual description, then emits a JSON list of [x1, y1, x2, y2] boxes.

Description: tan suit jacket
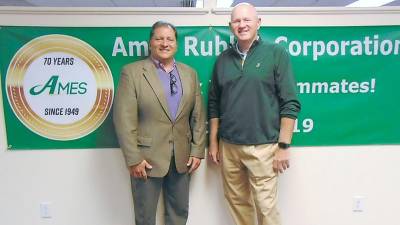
[[113, 58, 206, 177]]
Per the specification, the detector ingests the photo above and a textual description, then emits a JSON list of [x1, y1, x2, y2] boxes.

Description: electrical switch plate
[[352, 196, 365, 212], [40, 202, 52, 218]]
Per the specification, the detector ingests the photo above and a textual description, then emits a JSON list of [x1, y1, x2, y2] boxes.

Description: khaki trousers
[[220, 139, 281, 225]]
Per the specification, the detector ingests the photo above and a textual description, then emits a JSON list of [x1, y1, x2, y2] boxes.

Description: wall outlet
[[40, 202, 52, 218], [352, 196, 365, 212]]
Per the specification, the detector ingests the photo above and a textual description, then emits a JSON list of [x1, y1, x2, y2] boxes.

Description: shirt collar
[[151, 57, 177, 73], [233, 36, 261, 57]]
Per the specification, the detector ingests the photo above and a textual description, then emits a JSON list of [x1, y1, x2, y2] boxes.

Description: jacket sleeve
[[189, 70, 206, 159], [207, 59, 221, 120], [113, 65, 144, 167], [275, 45, 301, 119]]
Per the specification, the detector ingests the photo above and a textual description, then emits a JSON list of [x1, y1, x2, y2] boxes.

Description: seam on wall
[[0, 6, 400, 15], [0, 6, 209, 15], [213, 6, 400, 15]]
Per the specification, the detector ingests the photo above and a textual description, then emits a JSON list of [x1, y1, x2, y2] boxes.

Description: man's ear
[[229, 22, 234, 32]]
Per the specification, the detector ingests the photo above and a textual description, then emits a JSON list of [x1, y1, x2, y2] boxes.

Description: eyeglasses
[[169, 72, 178, 95]]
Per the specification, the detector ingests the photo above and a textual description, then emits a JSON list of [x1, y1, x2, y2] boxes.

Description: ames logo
[[6, 34, 114, 140], [29, 75, 88, 95]]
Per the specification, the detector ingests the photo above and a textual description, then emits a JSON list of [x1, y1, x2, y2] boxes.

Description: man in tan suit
[[113, 21, 206, 225]]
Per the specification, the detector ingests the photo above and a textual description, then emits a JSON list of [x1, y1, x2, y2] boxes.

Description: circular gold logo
[[6, 34, 113, 140]]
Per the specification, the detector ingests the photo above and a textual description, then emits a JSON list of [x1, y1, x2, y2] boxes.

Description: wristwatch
[[278, 142, 290, 150]]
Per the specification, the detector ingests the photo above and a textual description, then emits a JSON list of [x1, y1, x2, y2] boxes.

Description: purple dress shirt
[[152, 58, 182, 121]]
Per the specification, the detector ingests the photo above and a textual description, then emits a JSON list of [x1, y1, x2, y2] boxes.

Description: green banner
[[1, 26, 399, 149]]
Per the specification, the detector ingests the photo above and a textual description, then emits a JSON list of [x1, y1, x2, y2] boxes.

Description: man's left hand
[[273, 149, 290, 173], [187, 156, 201, 173]]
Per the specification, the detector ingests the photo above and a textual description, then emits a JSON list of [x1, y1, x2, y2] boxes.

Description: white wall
[[1, 3, 400, 225]]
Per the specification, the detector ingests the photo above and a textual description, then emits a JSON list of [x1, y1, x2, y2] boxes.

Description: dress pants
[[220, 139, 281, 225], [131, 157, 190, 225]]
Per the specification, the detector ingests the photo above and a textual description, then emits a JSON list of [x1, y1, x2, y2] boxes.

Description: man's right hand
[[208, 118, 220, 165], [208, 141, 220, 165], [130, 160, 153, 180]]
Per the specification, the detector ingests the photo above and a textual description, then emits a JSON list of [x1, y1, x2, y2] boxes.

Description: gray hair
[[149, 21, 178, 40]]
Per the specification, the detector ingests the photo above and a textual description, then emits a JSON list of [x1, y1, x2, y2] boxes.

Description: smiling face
[[150, 25, 177, 64], [230, 3, 261, 46]]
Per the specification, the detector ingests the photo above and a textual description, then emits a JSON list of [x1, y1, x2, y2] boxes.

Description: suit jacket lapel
[[175, 63, 190, 121], [142, 59, 173, 122]]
